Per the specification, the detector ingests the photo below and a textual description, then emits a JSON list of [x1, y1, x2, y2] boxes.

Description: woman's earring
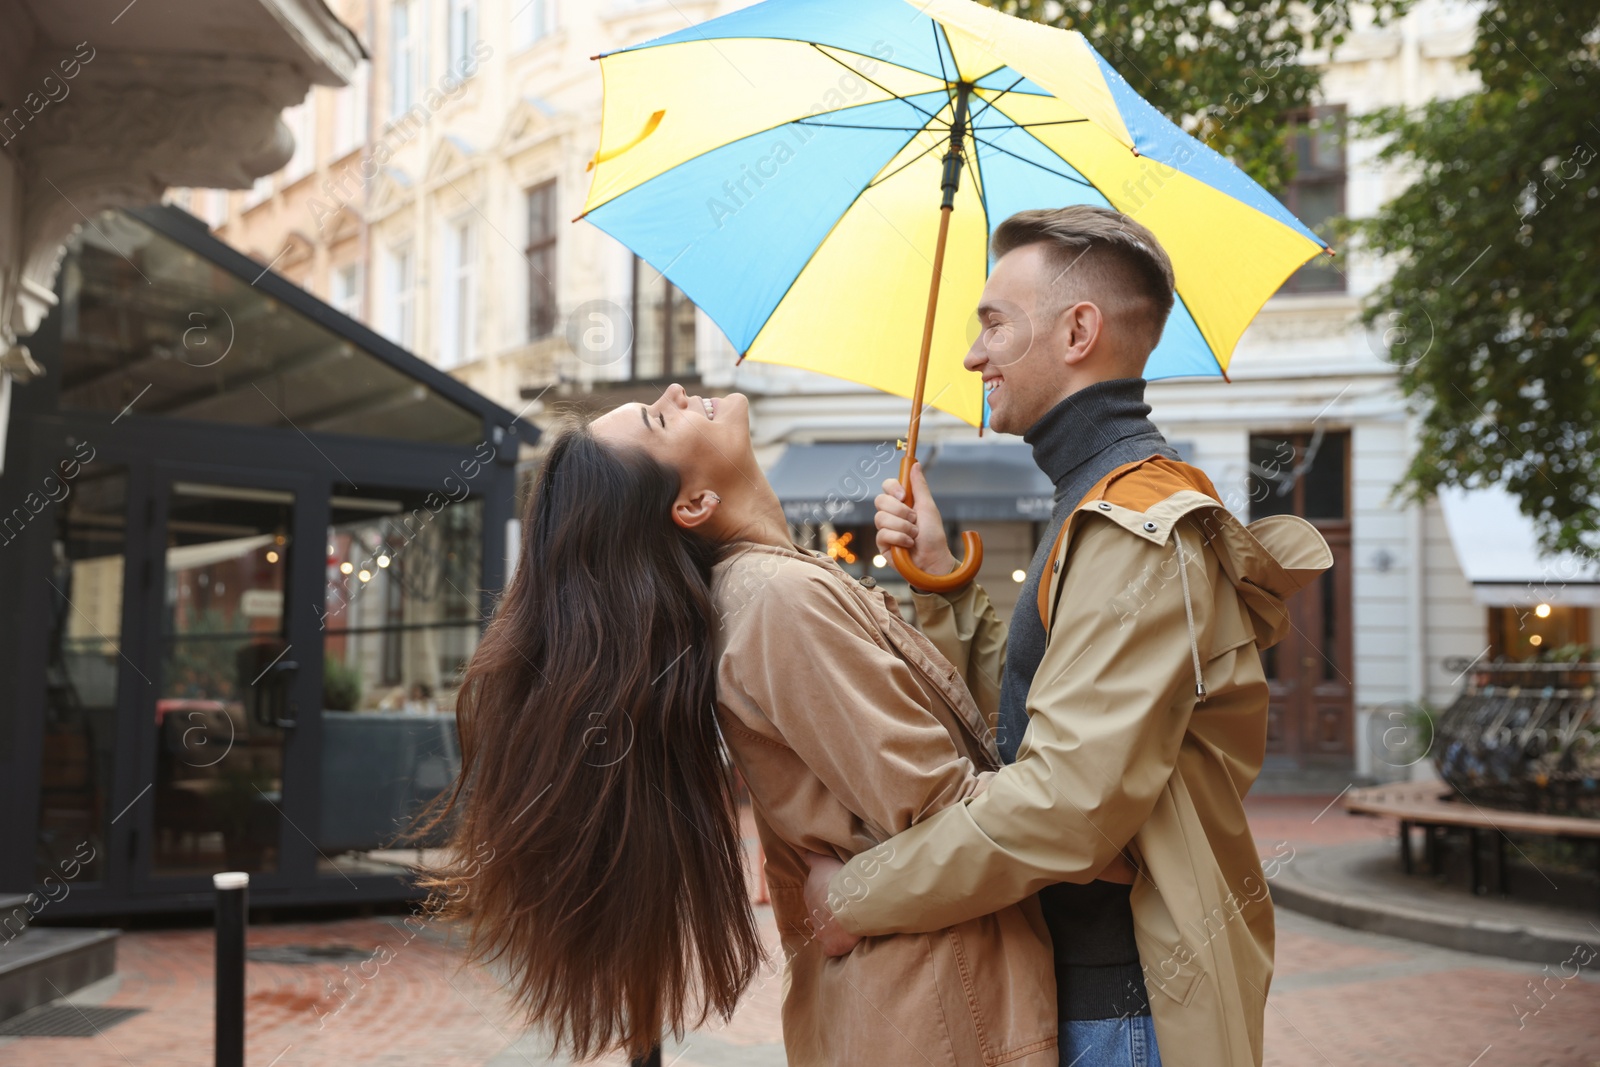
[[707, 493, 721, 504]]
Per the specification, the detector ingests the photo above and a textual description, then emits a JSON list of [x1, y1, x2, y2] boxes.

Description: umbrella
[[577, 0, 1329, 590]]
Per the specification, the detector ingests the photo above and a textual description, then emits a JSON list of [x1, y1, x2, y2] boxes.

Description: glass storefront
[[317, 487, 483, 878], [2, 205, 528, 914], [150, 481, 295, 878]]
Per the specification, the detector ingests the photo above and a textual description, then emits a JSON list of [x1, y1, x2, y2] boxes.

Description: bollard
[[214, 871, 248, 1067]]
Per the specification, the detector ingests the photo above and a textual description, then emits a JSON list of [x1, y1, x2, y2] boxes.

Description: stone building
[[170, 0, 1595, 782]]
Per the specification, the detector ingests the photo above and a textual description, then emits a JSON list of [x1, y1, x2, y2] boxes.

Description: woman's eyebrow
[[639, 404, 651, 429]]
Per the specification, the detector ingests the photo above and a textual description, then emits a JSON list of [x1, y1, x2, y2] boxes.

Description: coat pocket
[[943, 904, 1059, 1065], [1131, 877, 1209, 1008]]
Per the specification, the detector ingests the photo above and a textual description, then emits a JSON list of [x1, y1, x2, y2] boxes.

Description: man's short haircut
[[991, 206, 1177, 363]]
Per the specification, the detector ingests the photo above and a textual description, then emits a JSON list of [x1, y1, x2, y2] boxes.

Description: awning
[[921, 442, 1054, 521], [765, 441, 1056, 525], [765, 442, 897, 526], [1438, 486, 1600, 606]]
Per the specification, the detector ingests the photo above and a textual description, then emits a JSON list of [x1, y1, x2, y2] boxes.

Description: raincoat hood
[[1039, 456, 1335, 655]]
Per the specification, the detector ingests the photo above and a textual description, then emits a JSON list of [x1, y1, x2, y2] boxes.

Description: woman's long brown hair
[[416, 422, 762, 1059]]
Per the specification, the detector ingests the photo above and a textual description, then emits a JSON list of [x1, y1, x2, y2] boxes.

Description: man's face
[[964, 243, 1076, 435]]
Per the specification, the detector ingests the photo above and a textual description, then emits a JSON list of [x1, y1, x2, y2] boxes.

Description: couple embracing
[[422, 206, 1332, 1067]]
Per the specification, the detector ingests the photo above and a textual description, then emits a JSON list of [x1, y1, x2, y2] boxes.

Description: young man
[[804, 206, 1332, 1067]]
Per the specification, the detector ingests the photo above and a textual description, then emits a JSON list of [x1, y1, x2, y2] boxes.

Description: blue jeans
[[1061, 1015, 1162, 1067]]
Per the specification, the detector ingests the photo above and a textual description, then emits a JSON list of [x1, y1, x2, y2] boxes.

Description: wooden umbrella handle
[[889, 453, 984, 593], [888, 83, 983, 594]]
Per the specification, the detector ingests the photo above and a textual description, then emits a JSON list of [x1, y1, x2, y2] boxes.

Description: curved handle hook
[[887, 455, 983, 593]]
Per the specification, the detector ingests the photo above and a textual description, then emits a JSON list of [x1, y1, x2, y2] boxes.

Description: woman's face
[[590, 384, 755, 511]]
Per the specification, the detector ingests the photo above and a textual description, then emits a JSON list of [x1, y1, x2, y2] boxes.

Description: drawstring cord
[[1174, 524, 1207, 703]]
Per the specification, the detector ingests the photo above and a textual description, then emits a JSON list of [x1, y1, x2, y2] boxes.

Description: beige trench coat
[[711, 542, 1058, 1067], [829, 457, 1333, 1067]]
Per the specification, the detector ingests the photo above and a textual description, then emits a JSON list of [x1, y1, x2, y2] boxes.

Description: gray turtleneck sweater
[[996, 377, 1178, 1026]]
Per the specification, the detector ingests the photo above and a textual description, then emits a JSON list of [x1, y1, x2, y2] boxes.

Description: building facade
[[172, 0, 1596, 781]]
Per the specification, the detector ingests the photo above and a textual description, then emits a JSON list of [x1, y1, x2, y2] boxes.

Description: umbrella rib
[[967, 75, 1026, 127], [795, 120, 948, 132], [807, 42, 949, 129], [737, 121, 930, 364], [967, 128, 1098, 190], [865, 135, 949, 189], [932, 21, 956, 111], [964, 143, 989, 237], [1003, 119, 1093, 129]]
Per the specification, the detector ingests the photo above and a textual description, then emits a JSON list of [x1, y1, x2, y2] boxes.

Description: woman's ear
[[671, 489, 721, 532]]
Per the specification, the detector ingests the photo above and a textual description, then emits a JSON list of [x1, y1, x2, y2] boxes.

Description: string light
[[826, 530, 857, 564], [339, 561, 353, 575]]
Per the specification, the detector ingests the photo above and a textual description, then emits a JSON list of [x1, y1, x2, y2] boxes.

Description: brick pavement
[[3, 798, 1596, 1066]]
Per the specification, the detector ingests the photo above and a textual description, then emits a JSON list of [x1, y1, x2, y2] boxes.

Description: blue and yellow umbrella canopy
[[580, 0, 1329, 427]]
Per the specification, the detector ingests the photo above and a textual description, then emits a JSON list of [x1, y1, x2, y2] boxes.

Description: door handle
[[269, 659, 299, 729]]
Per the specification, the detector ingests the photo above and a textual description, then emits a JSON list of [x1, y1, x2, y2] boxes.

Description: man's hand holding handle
[[875, 462, 957, 590]]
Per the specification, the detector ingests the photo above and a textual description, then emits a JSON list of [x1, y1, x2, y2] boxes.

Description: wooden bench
[[1343, 780, 1600, 905]]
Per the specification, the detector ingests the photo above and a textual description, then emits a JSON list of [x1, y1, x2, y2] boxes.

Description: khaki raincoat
[[711, 542, 1058, 1067], [829, 457, 1333, 1066]]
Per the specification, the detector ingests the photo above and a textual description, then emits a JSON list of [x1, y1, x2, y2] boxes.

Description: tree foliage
[[1353, 1, 1600, 552], [985, 0, 1362, 191]]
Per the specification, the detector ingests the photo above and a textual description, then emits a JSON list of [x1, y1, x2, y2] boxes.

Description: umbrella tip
[[735, 351, 747, 366]]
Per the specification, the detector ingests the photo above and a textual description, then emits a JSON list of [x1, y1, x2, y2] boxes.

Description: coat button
[[1097, 501, 1113, 511], [1143, 521, 1158, 532], [858, 575, 877, 588]]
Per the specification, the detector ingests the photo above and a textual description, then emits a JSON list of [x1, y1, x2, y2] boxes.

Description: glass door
[[131, 471, 320, 890]]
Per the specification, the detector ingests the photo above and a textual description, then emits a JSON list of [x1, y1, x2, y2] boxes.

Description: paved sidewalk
[[2, 798, 1595, 1066]]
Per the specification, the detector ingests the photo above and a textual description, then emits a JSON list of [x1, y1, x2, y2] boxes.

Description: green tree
[[985, 0, 1363, 191], [1353, 1, 1600, 552]]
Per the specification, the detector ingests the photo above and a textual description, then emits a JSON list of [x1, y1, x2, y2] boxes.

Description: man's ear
[[671, 488, 721, 532], [1060, 300, 1104, 367]]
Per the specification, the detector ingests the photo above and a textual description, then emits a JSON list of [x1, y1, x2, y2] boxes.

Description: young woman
[[419, 384, 1058, 1065]]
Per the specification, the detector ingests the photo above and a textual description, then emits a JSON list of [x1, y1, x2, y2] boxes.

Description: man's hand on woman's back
[[801, 851, 862, 958]]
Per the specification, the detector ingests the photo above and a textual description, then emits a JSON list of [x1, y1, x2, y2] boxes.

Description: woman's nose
[[663, 383, 689, 407]]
